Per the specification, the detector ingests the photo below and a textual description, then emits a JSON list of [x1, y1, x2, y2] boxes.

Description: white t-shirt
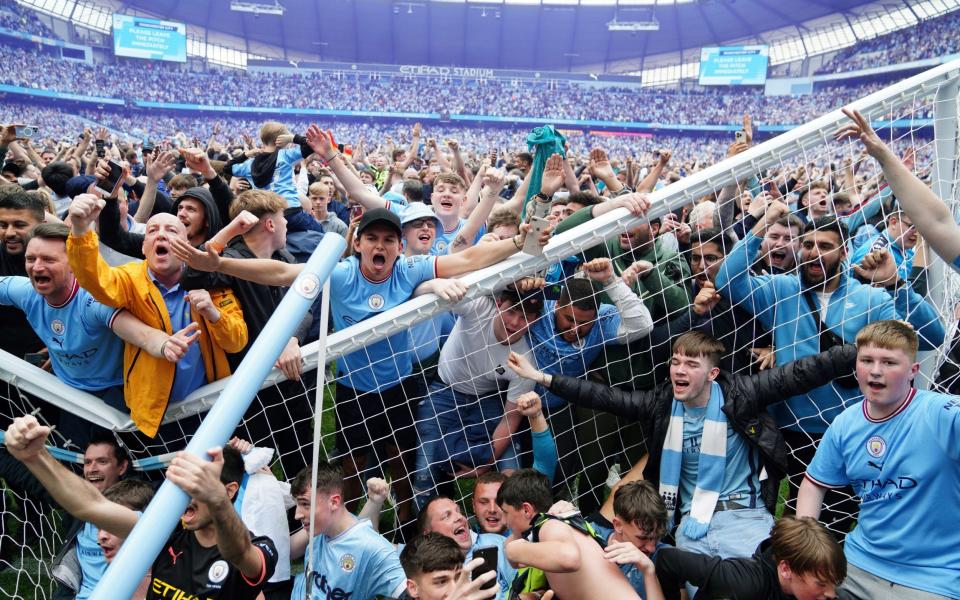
[[438, 296, 535, 401]]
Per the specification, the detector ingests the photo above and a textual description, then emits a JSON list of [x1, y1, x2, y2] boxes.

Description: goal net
[[1, 59, 960, 598]]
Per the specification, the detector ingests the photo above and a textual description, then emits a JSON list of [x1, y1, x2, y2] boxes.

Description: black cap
[[357, 208, 402, 237]]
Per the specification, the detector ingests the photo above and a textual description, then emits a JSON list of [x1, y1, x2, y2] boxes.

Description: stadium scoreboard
[[699, 45, 769, 86], [112, 14, 187, 63]]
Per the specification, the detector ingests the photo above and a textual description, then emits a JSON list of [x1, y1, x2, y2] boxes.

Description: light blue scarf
[[659, 381, 727, 540]]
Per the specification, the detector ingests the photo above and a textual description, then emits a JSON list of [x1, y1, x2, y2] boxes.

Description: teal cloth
[[523, 125, 567, 218]]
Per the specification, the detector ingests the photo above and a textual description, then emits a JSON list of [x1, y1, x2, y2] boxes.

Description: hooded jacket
[[545, 344, 857, 515], [98, 179, 234, 260]]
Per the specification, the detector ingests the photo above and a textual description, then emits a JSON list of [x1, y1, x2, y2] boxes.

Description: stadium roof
[[112, 0, 880, 71]]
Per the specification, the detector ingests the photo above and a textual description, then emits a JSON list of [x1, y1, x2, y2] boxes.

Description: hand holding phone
[[471, 546, 499, 591], [95, 160, 124, 197]]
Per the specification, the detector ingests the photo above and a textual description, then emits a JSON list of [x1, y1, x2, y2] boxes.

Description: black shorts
[[334, 379, 417, 456]]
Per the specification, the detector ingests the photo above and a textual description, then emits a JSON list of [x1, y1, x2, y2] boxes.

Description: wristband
[[159, 339, 170, 358], [321, 151, 342, 166]]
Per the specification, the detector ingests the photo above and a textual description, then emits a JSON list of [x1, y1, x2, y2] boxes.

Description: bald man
[[67, 194, 247, 438]]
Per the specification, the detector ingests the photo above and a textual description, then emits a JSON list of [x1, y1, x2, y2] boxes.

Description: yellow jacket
[[67, 229, 248, 437]]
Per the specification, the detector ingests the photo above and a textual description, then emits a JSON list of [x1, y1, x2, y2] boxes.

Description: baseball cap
[[357, 207, 402, 237], [400, 202, 441, 229]]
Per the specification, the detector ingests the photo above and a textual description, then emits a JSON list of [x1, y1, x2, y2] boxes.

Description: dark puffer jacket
[[547, 344, 857, 514]]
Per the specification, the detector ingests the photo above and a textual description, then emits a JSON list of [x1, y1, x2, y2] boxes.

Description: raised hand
[[657, 149, 673, 166], [68, 193, 105, 235], [4, 415, 51, 463], [589, 148, 615, 182], [621, 260, 654, 287], [187, 289, 221, 322], [305, 124, 335, 158], [540, 153, 564, 197], [482, 167, 506, 196], [146, 150, 178, 182], [834, 108, 888, 159], [366, 477, 389, 505], [515, 392, 543, 418], [161, 322, 202, 362], [275, 133, 295, 147], [1, 123, 24, 146], [742, 113, 753, 145], [612, 192, 651, 217], [853, 248, 899, 286], [180, 148, 215, 179], [228, 436, 254, 455]]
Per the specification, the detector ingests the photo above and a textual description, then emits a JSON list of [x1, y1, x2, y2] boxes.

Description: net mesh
[[1, 69, 960, 597]]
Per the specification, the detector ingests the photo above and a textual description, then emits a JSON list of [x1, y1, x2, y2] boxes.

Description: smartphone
[[472, 546, 498, 590], [350, 204, 364, 220], [24, 352, 46, 367], [95, 139, 106, 158], [95, 160, 124, 196], [735, 130, 746, 143], [14, 125, 36, 138]]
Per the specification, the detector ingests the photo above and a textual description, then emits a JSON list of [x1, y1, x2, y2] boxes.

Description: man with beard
[[0, 189, 45, 367], [4, 416, 278, 600], [715, 200, 944, 535]]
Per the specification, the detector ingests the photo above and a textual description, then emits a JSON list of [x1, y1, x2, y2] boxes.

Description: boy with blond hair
[[229, 121, 322, 233], [799, 320, 960, 599]]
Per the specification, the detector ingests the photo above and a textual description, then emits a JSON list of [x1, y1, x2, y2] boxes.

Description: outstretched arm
[[837, 108, 960, 267], [305, 125, 395, 212], [170, 238, 303, 287], [4, 416, 138, 537]]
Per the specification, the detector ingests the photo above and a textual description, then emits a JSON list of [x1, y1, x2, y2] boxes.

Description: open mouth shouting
[[673, 379, 690, 396], [768, 249, 788, 266]]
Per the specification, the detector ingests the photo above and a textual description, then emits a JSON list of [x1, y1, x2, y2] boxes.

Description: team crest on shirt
[[50, 319, 65, 335], [339, 553, 356, 573], [866, 436, 886, 458], [208, 559, 230, 583], [368, 294, 385, 310], [435, 241, 448, 252], [295, 273, 321, 300]]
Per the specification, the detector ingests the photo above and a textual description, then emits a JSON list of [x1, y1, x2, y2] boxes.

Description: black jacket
[[655, 539, 792, 600], [547, 344, 857, 513], [179, 237, 310, 369]]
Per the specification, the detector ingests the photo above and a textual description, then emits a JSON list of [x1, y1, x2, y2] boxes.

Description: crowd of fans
[[0, 103, 956, 600], [816, 10, 960, 74], [0, 40, 932, 126], [0, 0, 57, 38], [0, 3, 958, 600]]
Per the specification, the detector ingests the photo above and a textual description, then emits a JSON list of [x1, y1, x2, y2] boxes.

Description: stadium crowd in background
[[1, 1, 960, 598]]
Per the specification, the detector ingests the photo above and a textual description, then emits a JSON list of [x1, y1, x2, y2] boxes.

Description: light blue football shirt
[[679, 405, 760, 514], [432, 218, 485, 255], [332, 254, 437, 392], [0, 277, 123, 391], [806, 389, 960, 598], [289, 519, 405, 600], [232, 146, 304, 208], [74, 522, 105, 600]]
